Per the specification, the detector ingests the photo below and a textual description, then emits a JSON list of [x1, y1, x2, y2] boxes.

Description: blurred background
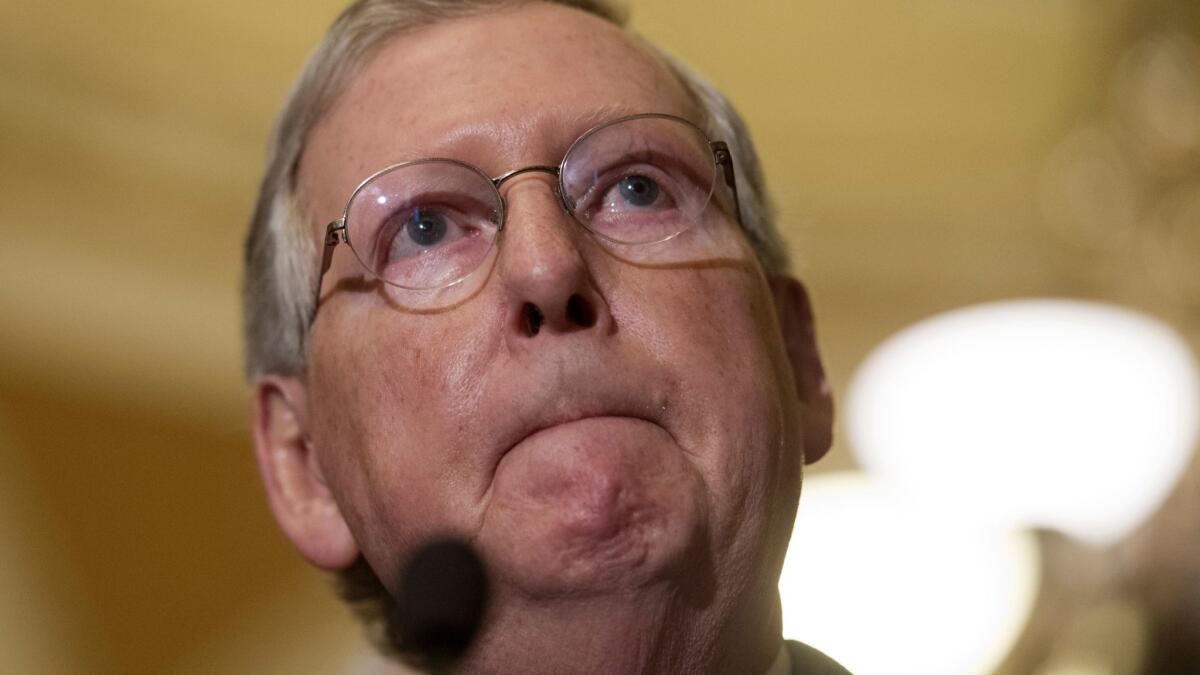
[[2, 0, 1198, 673]]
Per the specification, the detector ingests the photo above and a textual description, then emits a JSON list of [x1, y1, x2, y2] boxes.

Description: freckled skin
[[290, 4, 811, 673]]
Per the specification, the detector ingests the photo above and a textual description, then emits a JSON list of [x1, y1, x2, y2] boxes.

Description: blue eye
[[407, 209, 448, 247], [618, 175, 660, 207]]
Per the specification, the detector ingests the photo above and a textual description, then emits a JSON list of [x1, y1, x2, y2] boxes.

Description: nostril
[[523, 303, 544, 337], [566, 293, 597, 328]]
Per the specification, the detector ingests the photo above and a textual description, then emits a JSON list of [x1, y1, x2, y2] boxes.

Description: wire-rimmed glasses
[[312, 113, 741, 319]]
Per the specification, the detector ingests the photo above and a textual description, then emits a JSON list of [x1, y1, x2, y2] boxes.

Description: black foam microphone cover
[[388, 537, 489, 669]]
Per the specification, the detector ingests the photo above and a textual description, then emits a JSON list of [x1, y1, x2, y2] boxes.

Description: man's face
[[288, 3, 816, 601]]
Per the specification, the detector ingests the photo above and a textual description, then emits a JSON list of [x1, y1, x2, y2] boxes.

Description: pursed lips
[[507, 408, 662, 455], [471, 352, 681, 501], [518, 413, 653, 447], [491, 392, 673, 469]]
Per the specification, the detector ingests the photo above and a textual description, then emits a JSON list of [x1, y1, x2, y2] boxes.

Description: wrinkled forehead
[[296, 2, 700, 224]]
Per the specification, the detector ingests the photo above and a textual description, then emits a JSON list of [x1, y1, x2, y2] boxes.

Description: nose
[[495, 175, 609, 341]]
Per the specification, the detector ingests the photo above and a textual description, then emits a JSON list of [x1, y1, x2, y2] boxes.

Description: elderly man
[[244, 0, 842, 672]]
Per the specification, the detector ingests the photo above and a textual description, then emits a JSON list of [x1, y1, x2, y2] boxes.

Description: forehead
[[298, 2, 699, 217]]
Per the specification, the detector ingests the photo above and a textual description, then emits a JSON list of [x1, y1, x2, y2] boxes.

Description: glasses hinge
[[325, 220, 347, 246], [712, 141, 732, 165]]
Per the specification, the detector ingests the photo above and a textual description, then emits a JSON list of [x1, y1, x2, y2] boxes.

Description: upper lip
[[487, 363, 673, 469], [499, 393, 664, 457]]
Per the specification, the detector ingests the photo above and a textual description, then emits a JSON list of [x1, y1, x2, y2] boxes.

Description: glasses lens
[[345, 160, 502, 290], [561, 116, 718, 245]]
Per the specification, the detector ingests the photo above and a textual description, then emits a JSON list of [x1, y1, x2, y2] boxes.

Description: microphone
[[388, 537, 489, 671]]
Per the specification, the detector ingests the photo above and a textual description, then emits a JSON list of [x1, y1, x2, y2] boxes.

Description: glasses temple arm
[[310, 220, 346, 326], [711, 142, 743, 227]]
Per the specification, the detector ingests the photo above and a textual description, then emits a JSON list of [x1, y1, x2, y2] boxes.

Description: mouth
[[507, 408, 663, 453], [517, 413, 653, 447], [490, 395, 673, 479], [474, 354, 680, 504]]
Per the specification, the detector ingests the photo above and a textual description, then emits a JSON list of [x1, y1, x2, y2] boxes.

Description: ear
[[770, 275, 834, 464], [250, 375, 360, 570]]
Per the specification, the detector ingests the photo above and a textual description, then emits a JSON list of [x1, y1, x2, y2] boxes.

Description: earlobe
[[250, 375, 360, 570], [769, 275, 834, 465]]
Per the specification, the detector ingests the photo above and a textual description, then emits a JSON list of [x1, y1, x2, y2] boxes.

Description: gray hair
[[240, 0, 788, 655]]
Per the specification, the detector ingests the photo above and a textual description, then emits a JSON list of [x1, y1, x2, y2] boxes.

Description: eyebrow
[[561, 103, 648, 136]]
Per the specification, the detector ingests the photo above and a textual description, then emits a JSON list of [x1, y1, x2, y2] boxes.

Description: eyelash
[[577, 164, 680, 216]]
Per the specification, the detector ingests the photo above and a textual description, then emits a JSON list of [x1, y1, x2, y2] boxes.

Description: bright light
[[779, 472, 1040, 675], [846, 299, 1200, 546]]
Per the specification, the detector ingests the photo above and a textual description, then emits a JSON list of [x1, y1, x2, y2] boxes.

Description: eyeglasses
[[313, 113, 741, 317]]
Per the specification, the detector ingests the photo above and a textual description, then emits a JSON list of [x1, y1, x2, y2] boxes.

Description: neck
[[455, 583, 783, 674]]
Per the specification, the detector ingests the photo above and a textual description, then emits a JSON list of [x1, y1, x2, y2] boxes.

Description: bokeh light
[[779, 472, 1040, 675], [846, 299, 1200, 546]]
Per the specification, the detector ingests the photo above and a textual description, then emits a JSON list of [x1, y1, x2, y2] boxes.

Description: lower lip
[[499, 415, 673, 471], [516, 415, 660, 449]]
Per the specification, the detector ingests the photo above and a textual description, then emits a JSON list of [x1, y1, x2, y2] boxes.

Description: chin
[[485, 501, 706, 599], [478, 417, 709, 597]]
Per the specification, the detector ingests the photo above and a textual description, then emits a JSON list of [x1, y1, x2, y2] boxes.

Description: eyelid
[[371, 189, 495, 222], [571, 139, 709, 185], [572, 161, 683, 219], [371, 201, 494, 268]]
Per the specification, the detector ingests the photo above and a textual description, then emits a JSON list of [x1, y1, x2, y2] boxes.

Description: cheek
[[616, 267, 798, 541], [305, 324, 416, 561], [304, 305, 500, 575], [622, 266, 785, 412], [312, 302, 493, 446]]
